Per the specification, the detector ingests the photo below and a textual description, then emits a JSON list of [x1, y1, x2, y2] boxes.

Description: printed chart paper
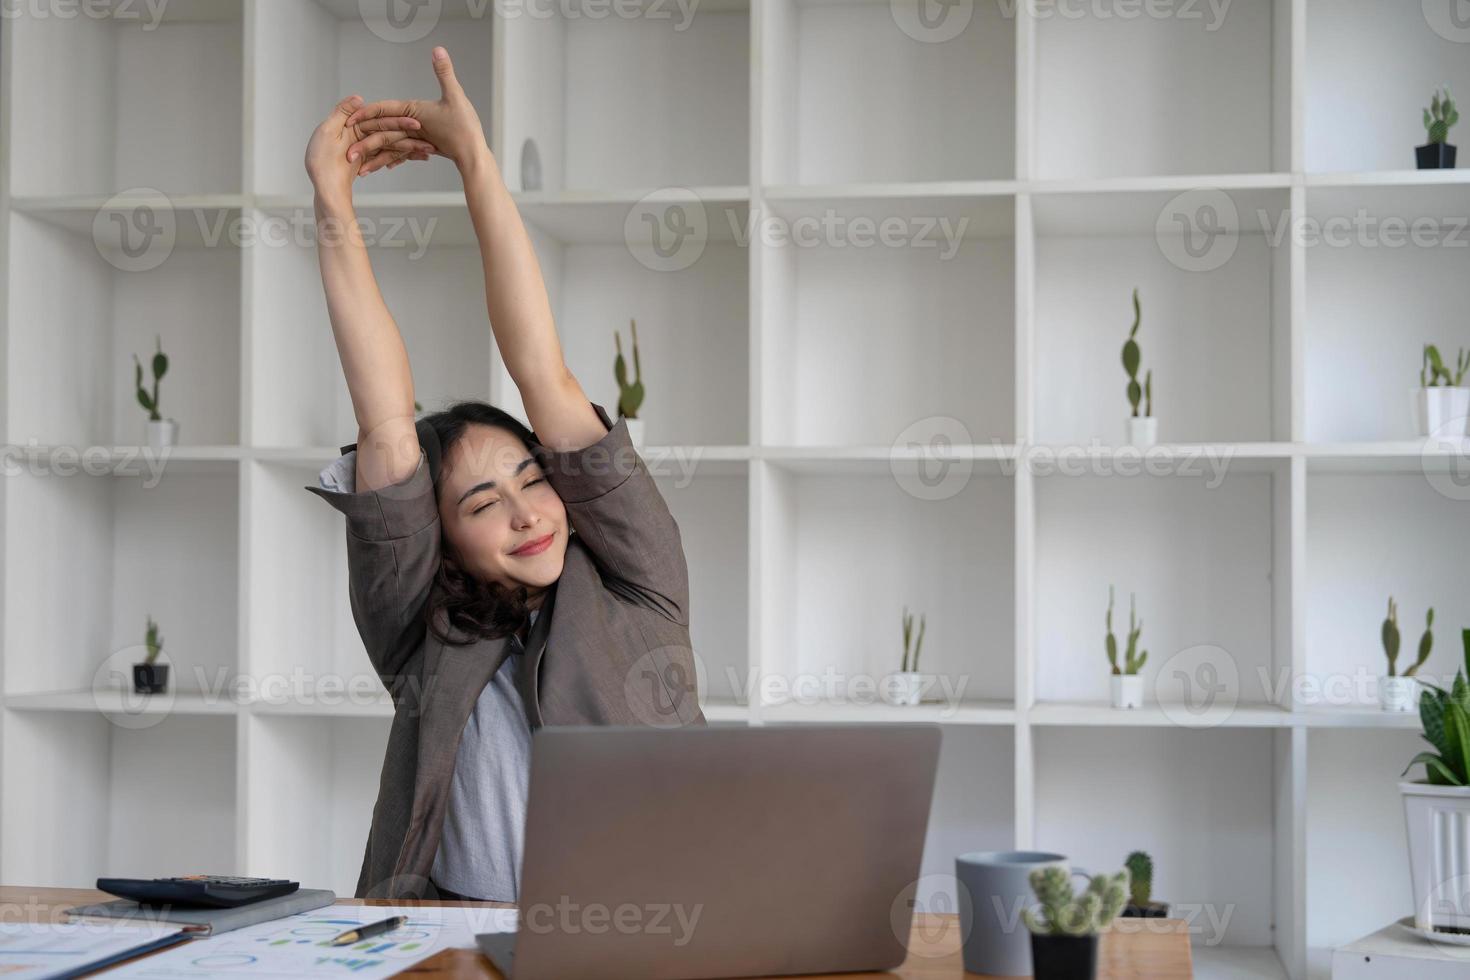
[[0, 920, 186, 979], [105, 903, 518, 978]]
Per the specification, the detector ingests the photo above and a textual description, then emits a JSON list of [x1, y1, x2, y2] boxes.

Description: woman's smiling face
[[437, 423, 568, 604]]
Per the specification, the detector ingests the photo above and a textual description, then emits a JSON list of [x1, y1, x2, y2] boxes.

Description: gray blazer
[[305, 400, 706, 900]]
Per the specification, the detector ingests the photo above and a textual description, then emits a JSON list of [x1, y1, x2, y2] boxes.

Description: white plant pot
[[1127, 417, 1157, 449], [1380, 676, 1417, 712], [884, 672, 925, 706], [146, 419, 178, 449], [1415, 386, 1470, 439], [1111, 674, 1144, 709], [1402, 781, 1470, 931], [622, 417, 645, 448]]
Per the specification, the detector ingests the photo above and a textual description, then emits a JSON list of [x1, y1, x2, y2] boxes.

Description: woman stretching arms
[[302, 46, 705, 903]]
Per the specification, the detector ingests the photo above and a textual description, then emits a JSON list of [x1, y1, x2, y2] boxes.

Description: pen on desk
[[327, 914, 408, 946]]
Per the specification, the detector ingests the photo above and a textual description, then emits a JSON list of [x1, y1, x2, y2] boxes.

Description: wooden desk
[[0, 886, 1193, 979]]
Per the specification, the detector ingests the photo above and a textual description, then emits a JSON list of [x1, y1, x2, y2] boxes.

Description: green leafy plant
[[1022, 866, 1129, 937], [133, 334, 169, 422], [1122, 288, 1152, 418], [1124, 851, 1153, 908], [143, 614, 163, 665], [1403, 629, 1470, 786], [1384, 597, 1433, 678], [1105, 586, 1147, 676], [901, 605, 926, 673], [1424, 86, 1459, 145], [614, 318, 644, 420], [1421, 345, 1469, 387]]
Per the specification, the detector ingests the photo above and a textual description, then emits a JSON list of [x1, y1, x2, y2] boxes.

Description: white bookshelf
[[2, 2, 1469, 978]]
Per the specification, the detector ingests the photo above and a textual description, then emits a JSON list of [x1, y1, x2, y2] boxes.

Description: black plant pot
[[1416, 143, 1458, 169], [1029, 932, 1098, 980], [133, 663, 169, 694], [1121, 901, 1170, 918]]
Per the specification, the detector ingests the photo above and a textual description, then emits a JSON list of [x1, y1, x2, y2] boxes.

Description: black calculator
[[97, 875, 300, 908]]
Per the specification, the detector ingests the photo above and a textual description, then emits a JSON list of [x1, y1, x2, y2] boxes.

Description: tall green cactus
[[1022, 866, 1129, 937], [144, 614, 163, 665], [1421, 344, 1469, 387], [1405, 607, 1434, 678], [614, 318, 645, 420], [1425, 87, 1459, 145], [1124, 851, 1153, 907], [1383, 597, 1402, 676], [901, 605, 926, 673], [133, 334, 168, 422], [1122, 289, 1151, 418], [1105, 587, 1147, 675]]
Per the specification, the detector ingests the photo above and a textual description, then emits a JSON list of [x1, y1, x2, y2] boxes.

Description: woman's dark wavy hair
[[419, 400, 547, 647]]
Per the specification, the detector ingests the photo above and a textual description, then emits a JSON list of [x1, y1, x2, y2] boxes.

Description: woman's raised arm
[[345, 48, 608, 456], [305, 94, 435, 491]]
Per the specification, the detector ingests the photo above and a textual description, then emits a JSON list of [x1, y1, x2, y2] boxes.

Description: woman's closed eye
[[471, 478, 545, 514]]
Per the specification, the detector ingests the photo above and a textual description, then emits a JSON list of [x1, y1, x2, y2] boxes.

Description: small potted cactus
[[133, 614, 168, 694], [1022, 866, 1129, 980], [614, 318, 646, 447], [1416, 344, 1469, 438], [1417, 86, 1459, 170], [1121, 289, 1155, 448], [1120, 851, 1169, 918], [1105, 587, 1147, 709], [134, 334, 177, 448], [1380, 597, 1432, 712], [884, 605, 927, 706]]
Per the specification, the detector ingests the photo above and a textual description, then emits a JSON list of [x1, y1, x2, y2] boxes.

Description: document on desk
[[103, 903, 518, 979], [0, 920, 187, 979]]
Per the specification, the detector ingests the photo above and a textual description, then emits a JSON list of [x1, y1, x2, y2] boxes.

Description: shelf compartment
[[7, 0, 243, 197], [499, 0, 749, 193], [3, 464, 240, 697], [244, 714, 390, 896], [756, 461, 1015, 706], [250, 0, 494, 197], [6, 209, 242, 449], [1305, 472, 1470, 709], [1305, 0, 1470, 175], [1033, 0, 1289, 179], [761, 0, 1015, 185], [1034, 726, 1285, 949], [757, 193, 1014, 446], [1303, 182, 1470, 443], [1029, 701, 1293, 728], [1031, 186, 1289, 445], [1035, 466, 1284, 706], [0, 711, 237, 886]]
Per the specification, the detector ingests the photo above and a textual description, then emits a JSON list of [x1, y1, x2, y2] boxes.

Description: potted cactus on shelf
[[1122, 289, 1155, 448], [1416, 343, 1469, 439], [1417, 86, 1459, 170], [133, 614, 168, 694], [134, 334, 177, 449], [1106, 587, 1147, 709], [1400, 629, 1470, 932], [1120, 851, 1169, 918], [885, 605, 927, 706], [1380, 597, 1432, 712], [614, 318, 646, 448], [1022, 866, 1129, 980]]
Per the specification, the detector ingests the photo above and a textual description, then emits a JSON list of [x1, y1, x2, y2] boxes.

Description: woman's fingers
[[345, 99, 417, 129], [348, 131, 432, 163], [321, 93, 363, 129], [353, 116, 421, 137], [357, 140, 436, 175]]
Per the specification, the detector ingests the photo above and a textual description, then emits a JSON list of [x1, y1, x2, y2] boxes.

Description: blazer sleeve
[[533, 401, 690, 626], [303, 448, 440, 690]]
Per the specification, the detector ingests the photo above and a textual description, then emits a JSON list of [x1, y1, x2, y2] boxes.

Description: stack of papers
[[0, 920, 188, 979]]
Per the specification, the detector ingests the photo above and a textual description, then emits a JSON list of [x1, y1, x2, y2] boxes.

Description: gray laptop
[[477, 723, 942, 980]]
